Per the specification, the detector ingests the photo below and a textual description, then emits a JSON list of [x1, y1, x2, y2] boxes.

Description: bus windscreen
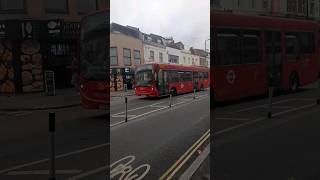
[[80, 11, 108, 81]]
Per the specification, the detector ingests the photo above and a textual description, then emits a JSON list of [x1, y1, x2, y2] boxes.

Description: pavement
[[0, 89, 134, 111]]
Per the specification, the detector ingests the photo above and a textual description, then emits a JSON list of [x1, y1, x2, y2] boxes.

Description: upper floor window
[[134, 50, 141, 65], [123, 48, 131, 66], [110, 47, 117, 66], [159, 52, 163, 62], [149, 50, 154, 61], [0, 0, 25, 13], [46, 0, 68, 14], [78, 0, 97, 14]]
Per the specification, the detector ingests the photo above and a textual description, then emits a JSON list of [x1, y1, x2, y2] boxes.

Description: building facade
[[0, 0, 107, 94], [110, 32, 144, 91], [142, 33, 167, 64]]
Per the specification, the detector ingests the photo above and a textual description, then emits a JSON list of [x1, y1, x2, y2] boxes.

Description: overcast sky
[[110, 0, 210, 50]]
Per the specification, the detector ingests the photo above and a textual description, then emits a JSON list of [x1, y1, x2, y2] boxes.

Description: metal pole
[[268, 77, 273, 119], [193, 88, 196, 99], [125, 97, 128, 122], [317, 72, 320, 105], [49, 112, 55, 180], [169, 93, 172, 108]]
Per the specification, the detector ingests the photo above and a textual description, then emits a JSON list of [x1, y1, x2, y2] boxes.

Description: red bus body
[[135, 63, 210, 97], [79, 10, 108, 109], [211, 11, 320, 102]]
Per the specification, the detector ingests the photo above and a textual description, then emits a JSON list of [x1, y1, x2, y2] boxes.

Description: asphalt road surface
[[110, 90, 210, 179], [0, 106, 108, 180], [212, 86, 320, 180]]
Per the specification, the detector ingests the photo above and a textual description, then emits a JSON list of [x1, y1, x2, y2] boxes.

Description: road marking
[[272, 103, 316, 117], [111, 92, 208, 116], [271, 106, 294, 109], [0, 143, 108, 174], [110, 94, 209, 127], [294, 98, 315, 101], [110, 155, 150, 180], [216, 117, 250, 121], [7, 170, 82, 175], [178, 143, 209, 180], [228, 99, 293, 114], [111, 114, 136, 118], [150, 105, 169, 108], [65, 166, 108, 180], [159, 129, 209, 180]]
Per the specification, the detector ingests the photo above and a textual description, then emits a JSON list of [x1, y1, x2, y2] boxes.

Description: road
[[110, 90, 210, 179], [0, 89, 210, 180], [0, 106, 108, 180], [211, 86, 320, 180]]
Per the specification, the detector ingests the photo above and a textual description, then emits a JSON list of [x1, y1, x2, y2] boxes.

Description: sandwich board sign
[[45, 70, 55, 96]]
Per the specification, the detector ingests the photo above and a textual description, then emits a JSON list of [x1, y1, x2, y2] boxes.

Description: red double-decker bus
[[78, 10, 108, 109], [135, 63, 209, 97], [211, 11, 320, 102]]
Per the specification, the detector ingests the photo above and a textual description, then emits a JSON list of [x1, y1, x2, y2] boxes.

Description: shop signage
[[21, 21, 33, 38], [0, 23, 6, 38], [47, 20, 62, 37]]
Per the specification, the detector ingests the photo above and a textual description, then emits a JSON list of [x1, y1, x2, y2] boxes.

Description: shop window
[[46, 0, 68, 14], [110, 47, 117, 65], [78, 0, 97, 14], [123, 48, 131, 66], [0, 0, 25, 13]]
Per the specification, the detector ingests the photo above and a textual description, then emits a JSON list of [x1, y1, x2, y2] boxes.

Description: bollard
[[125, 97, 128, 122], [317, 72, 320, 105], [193, 89, 196, 99], [267, 77, 273, 119], [169, 93, 172, 108], [49, 112, 55, 180]]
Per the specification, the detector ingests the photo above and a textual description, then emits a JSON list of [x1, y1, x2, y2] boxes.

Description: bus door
[[157, 69, 169, 95], [266, 31, 282, 89]]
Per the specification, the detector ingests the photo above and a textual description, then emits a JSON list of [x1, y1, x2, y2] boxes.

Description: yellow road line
[[166, 133, 210, 180], [159, 129, 210, 180]]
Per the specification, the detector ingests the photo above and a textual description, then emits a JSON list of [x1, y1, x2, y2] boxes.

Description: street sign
[[45, 71, 55, 96]]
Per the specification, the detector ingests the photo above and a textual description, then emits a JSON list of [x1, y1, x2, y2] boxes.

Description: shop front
[[0, 19, 79, 95], [110, 67, 135, 92]]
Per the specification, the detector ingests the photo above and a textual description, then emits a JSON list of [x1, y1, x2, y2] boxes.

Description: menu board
[[44, 70, 55, 96]]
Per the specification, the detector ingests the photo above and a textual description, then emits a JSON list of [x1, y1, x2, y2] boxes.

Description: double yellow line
[[159, 129, 210, 180]]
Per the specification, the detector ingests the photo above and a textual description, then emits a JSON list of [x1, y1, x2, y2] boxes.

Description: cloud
[[111, 0, 210, 49]]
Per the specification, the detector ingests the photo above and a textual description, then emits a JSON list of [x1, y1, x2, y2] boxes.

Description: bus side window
[[242, 30, 260, 64], [299, 32, 314, 55], [285, 32, 300, 61], [216, 29, 241, 65]]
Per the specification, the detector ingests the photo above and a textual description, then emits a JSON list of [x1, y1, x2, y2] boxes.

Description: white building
[[142, 33, 167, 64], [180, 49, 200, 66], [166, 46, 181, 64]]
